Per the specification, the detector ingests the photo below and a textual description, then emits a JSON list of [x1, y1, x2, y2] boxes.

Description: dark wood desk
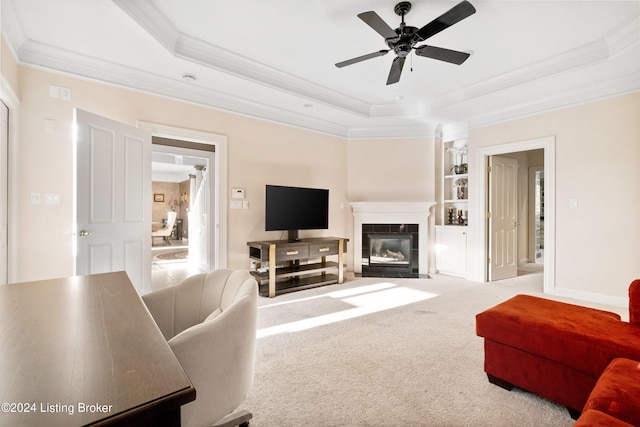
[[0, 272, 195, 426]]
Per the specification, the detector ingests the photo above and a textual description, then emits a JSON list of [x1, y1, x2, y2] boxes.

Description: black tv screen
[[265, 185, 329, 232]]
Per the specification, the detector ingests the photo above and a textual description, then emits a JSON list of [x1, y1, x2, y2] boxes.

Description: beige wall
[[15, 65, 348, 281], [151, 182, 180, 223], [347, 137, 435, 202], [470, 92, 640, 299]]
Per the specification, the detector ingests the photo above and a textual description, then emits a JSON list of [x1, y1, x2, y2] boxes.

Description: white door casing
[[0, 101, 7, 284], [489, 155, 518, 281], [75, 109, 151, 293], [141, 121, 228, 271], [470, 136, 554, 292]]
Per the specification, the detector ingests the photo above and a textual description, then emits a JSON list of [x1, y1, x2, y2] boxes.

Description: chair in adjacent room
[[152, 211, 177, 246], [142, 269, 258, 427]]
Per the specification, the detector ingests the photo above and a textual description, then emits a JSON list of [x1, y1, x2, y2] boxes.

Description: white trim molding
[[0, 75, 21, 283]]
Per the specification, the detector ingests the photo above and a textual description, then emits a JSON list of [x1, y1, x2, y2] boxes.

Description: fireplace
[[350, 202, 435, 277], [362, 224, 417, 277]]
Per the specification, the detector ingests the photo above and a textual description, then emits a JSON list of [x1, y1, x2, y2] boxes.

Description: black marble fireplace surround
[[361, 223, 419, 278]]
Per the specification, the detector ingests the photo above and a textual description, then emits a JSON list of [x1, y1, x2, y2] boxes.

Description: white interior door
[[75, 109, 151, 293], [489, 155, 518, 281], [0, 101, 8, 284]]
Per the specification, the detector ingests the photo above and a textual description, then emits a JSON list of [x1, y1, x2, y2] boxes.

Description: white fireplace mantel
[[349, 202, 436, 275]]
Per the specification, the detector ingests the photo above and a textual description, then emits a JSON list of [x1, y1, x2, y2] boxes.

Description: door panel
[[124, 137, 146, 222], [88, 126, 115, 223], [489, 156, 518, 281], [75, 109, 151, 292]]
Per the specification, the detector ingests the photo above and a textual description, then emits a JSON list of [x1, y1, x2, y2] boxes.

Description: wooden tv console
[[247, 237, 348, 297]]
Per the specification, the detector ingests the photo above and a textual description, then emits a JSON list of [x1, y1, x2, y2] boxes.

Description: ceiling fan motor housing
[[387, 26, 418, 57]]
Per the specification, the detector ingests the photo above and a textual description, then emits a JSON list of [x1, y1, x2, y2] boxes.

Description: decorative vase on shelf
[[454, 178, 468, 200], [452, 164, 468, 175]]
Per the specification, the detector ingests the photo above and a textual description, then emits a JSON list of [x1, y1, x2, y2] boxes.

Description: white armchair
[[152, 211, 178, 245], [142, 269, 258, 427]]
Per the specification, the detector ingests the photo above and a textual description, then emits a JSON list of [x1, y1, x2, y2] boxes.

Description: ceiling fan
[[336, 1, 476, 85]]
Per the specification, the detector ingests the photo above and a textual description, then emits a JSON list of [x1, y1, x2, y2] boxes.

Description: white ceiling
[[3, 0, 639, 138]]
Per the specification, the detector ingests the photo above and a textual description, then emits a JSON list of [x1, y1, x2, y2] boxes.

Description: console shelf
[[247, 237, 348, 297]]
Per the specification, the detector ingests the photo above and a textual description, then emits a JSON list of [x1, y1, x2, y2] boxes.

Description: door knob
[[79, 230, 92, 237]]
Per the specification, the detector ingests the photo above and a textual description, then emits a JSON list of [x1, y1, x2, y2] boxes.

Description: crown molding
[[467, 70, 640, 129], [441, 123, 469, 142], [113, 0, 372, 118], [346, 123, 439, 140], [113, 0, 640, 126], [111, 0, 179, 52], [1, 0, 27, 54], [16, 40, 351, 137]]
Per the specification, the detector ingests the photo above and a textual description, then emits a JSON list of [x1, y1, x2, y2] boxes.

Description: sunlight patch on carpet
[[257, 283, 438, 339]]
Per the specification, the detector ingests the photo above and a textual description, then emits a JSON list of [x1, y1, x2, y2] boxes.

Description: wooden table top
[[0, 271, 195, 426]]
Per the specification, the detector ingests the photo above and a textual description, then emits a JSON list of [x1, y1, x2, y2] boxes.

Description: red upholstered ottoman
[[476, 294, 640, 415], [573, 410, 633, 427], [582, 358, 640, 426]]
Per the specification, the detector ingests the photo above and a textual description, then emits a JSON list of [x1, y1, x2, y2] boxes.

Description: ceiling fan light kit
[[336, 1, 476, 85]]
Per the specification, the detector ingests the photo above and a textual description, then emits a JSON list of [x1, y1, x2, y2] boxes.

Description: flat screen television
[[265, 185, 329, 241]]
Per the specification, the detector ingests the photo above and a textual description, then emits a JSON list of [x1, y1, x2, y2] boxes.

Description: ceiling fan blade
[[414, 0, 476, 42], [335, 50, 389, 68], [415, 45, 471, 65], [386, 56, 406, 85], [358, 11, 398, 40]]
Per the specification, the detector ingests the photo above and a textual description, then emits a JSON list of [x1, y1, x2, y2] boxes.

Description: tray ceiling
[[2, 0, 639, 138]]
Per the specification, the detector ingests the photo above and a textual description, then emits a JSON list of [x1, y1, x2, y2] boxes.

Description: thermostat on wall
[[232, 188, 245, 199]]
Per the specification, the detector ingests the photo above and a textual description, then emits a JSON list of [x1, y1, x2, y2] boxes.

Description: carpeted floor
[[238, 268, 626, 427]]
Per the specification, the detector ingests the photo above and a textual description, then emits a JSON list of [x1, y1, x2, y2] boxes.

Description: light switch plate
[[60, 87, 72, 101], [45, 193, 61, 205], [31, 192, 41, 205]]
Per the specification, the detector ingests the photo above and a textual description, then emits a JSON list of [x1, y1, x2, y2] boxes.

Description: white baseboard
[[550, 286, 628, 309]]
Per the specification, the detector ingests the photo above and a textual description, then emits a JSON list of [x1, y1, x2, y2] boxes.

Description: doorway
[[529, 166, 544, 264], [151, 143, 214, 288], [140, 122, 228, 291], [472, 136, 555, 293]]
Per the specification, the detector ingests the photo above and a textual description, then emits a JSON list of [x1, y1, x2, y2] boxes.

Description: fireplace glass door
[[368, 233, 412, 268]]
